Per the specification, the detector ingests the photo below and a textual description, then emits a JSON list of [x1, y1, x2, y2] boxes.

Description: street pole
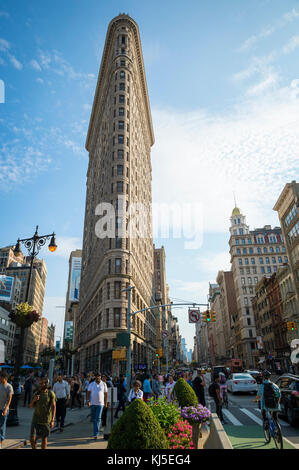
[[125, 286, 134, 388], [8, 226, 57, 426], [166, 337, 169, 374]]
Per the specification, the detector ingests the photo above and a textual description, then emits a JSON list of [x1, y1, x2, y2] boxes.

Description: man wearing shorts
[[29, 377, 56, 449]]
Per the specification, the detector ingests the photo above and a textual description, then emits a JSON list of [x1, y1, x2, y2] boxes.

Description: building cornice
[[86, 14, 155, 153]]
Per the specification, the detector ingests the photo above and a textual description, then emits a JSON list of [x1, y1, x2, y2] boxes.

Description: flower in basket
[[167, 419, 195, 450], [8, 302, 40, 328], [180, 404, 212, 425]]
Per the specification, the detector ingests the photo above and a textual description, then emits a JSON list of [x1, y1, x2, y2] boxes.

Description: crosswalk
[[206, 398, 290, 428]]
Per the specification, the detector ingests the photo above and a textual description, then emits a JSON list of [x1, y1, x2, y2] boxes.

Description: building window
[[236, 248, 241, 254], [119, 107, 124, 117], [105, 310, 109, 329], [115, 258, 121, 273], [238, 258, 242, 265], [117, 165, 124, 176], [120, 60, 125, 66], [261, 266, 265, 274], [278, 256, 282, 263], [263, 247, 268, 253], [107, 282, 110, 300], [259, 258, 263, 264], [243, 248, 247, 254], [272, 257, 276, 263], [114, 282, 121, 299], [119, 95, 125, 103], [115, 238, 122, 249], [244, 297, 248, 305], [236, 239, 239, 245], [118, 121, 124, 130], [248, 238, 252, 244], [254, 277, 258, 284], [265, 257, 270, 264], [118, 135, 124, 144], [119, 82, 125, 91], [267, 266, 271, 273], [118, 149, 124, 159], [114, 308, 121, 327], [251, 258, 255, 264], [120, 71, 125, 79], [249, 248, 253, 254], [241, 277, 245, 285], [245, 258, 249, 265], [117, 181, 124, 193], [241, 239, 245, 244]]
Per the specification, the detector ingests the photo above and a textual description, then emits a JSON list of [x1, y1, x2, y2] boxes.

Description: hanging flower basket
[[8, 302, 40, 328]]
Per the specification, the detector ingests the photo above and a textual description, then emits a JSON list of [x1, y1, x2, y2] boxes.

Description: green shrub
[[107, 398, 169, 449], [173, 378, 198, 407], [147, 396, 181, 433]]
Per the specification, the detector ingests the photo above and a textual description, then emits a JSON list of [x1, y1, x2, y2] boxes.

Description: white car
[[227, 373, 258, 395]]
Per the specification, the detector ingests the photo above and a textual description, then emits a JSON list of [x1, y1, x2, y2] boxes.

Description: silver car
[[227, 373, 258, 395]]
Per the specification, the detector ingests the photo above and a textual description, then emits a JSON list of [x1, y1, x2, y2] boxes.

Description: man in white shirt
[[87, 373, 108, 439], [52, 375, 70, 432]]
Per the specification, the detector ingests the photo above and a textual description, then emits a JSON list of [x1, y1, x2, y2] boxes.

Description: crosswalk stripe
[[222, 409, 243, 426], [254, 409, 289, 427], [240, 408, 263, 425]]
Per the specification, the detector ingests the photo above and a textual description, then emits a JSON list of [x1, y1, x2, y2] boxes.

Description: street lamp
[[7, 226, 57, 426]]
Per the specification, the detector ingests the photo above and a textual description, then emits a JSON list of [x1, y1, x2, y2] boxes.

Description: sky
[[1, 0, 299, 350]]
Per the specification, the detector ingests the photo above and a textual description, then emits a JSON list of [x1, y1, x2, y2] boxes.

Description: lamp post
[[7, 226, 57, 426]]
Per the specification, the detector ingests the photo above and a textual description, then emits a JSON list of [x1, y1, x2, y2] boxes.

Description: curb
[[3, 413, 91, 449]]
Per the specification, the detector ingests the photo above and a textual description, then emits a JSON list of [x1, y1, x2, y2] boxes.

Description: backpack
[[263, 382, 278, 409], [208, 382, 217, 398]]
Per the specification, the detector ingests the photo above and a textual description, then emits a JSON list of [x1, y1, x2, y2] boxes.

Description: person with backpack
[[208, 373, 226, 424], [29, 377, 56, 449], [254, 370, 281, 424], [23, 371, 34, 407], [114, 376, 126, 419], [192, 369, 206, 406]]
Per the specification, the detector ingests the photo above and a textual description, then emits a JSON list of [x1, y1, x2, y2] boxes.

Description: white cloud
[[198, 252, 231, 276], [8, 54, 22, 70], [0, 38, 10, 52], [36, 77, 44, 84], [151, 81, 299, 234], [283, 35, 299, 54], [283, 8, 299, 22], [46, 237, 82, 259], [246, 73, 278, 96], [43, 296, 66, 340], [30, 59, 42, 71]]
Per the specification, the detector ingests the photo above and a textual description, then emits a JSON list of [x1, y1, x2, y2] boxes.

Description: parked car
[[276, 374, 299, 427], [244, 369, 263, 384], [227, 373, 258, 395]]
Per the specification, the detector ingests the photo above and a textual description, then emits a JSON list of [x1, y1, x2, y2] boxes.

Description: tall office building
[[77, 14, 156, 373], [229, 206, 287, 368]]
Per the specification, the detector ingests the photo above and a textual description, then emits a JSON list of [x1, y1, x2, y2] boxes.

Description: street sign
[[162, 330, 170, 338], [112, 349, 126, 360], [188, 309, 200, 323], [116, 333, 130, 347]]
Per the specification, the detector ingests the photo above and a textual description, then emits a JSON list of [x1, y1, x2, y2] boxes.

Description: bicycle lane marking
[[240, 408, 263, 425], [222, 409, 243, 426]]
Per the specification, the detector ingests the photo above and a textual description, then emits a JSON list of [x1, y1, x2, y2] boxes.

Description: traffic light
[[202, 310, 211, 323], [155, 349, 162, 358], [287, 321, 297, 331], [210, 311, 216, 322]]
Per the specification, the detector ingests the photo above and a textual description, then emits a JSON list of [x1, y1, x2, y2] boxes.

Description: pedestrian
[[164, 375, 176, 402], [114, 376, 126, 418], [192, 369, 206, 406], [152, 374, 161, 399], [142, 375, 152, 402], [70, 376, 82, 409], [29, 377, 56, 449], [208, 373, 225, 424], [101, 374, 111, 428], [128, 380, 143, 402], [23, 371, 34, 407], [86, 373, 108, 440], [0, 371, 14, 449], [52, 374, 70, 432], [186, 372, 193, 387]]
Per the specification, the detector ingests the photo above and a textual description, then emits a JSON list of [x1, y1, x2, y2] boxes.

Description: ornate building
[[77, 14, 157, 373], [229, 206, 287, 368]]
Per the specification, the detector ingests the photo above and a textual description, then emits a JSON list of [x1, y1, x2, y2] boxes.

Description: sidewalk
[[3, 405, 108, 450]]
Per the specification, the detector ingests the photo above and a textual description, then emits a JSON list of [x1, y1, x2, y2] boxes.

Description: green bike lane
[[223, 425, 297, 450]]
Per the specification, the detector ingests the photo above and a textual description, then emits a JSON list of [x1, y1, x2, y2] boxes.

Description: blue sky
[[1, 0, 299, 349]]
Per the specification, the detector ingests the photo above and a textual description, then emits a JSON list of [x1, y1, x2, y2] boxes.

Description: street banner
[[0, 275, 14, 302], [65, 321, 73, 340], [0, 339, 5, 363], [69, 257, 81, 302], [256, 336, 263, 350], [188, 309, 200, 323]]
